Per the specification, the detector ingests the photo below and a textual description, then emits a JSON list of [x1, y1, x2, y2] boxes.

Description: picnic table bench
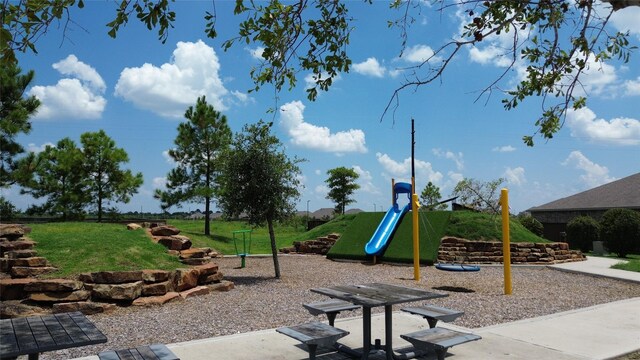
[[401, 305, 464, 328], [276, 321, 349, 360], [303, 299, 360, 326], [401, 327, 481, 360], [0, 311, 107, 360], [98, 344, 179, 360]]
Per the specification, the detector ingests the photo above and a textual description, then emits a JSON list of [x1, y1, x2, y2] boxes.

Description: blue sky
[[6, 1, 640, 215]]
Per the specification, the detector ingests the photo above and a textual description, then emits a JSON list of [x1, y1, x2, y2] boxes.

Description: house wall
[[531, 208, 640, 242]]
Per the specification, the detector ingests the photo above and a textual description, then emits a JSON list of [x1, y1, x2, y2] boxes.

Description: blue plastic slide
[[364, 203, 411, 256]]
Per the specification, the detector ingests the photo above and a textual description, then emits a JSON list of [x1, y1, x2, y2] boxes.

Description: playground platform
[[73, 257, 640, 360]]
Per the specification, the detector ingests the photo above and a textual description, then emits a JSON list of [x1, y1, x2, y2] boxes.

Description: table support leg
[[385, 305, 394, 360], [27, 353, 39, 360], [362, 306, 372, 359]]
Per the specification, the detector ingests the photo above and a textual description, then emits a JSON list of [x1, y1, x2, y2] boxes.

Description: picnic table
[[0, 311, 107, 360], [311, 282, 447, 360]]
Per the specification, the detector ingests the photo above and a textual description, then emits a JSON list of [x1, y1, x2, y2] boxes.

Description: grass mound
[[29, 222, 182, 278], [327, 211, 451, 264], [327, 210, 547, 264]]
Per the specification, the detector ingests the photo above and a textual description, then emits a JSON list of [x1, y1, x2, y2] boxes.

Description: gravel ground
[[43, 255, 640, 359]]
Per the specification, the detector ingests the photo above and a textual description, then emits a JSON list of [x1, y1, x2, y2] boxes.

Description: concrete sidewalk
[[74, 257, 640, 360], [549, 256, 640, 284]]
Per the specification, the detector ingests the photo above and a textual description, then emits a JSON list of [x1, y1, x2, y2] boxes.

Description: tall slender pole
[[501, 188, 512, 295], [411, 119, 420, 281]]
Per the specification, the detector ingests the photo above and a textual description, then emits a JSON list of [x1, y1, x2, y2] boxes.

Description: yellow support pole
[[501, 188, 512, 295]]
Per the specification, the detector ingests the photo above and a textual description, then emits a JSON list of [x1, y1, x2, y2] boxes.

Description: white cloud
[[623, 76, 640, 96], [314, 169, 322, 176], [562, 151, 616, 188], [152, 177, 167, 190], [504, 166, 526, 186], [492, 145, 516, 152], [27, 142, 55, 153], [353, 57, 386, 78], [567, 107, 640, 146], [432, 148, 464, 171], [162, 150, 175, 164], [403, 44, 436, 63], [376, 153, 443, 184], [28, 55, 107, 120], [247, 46, 265, 60], [304, 72, 341, 90], [610, 6, 640, 40], [314, 184, 329, 195], [576, 53, 618, 96], [353, 165, 380, 195], [115, 40, 229, 118], [279, 101, 367, 154]]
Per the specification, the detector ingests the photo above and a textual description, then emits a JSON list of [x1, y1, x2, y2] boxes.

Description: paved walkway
[[74, 256, 640, 360]]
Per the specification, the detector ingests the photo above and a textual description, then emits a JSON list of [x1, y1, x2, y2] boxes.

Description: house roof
[[528, 172, 640, 212]]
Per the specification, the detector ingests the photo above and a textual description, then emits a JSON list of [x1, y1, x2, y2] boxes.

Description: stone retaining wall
[[437, 236, 586, 264], [0, 223, 233, 319], [0, 265, 234, 318]]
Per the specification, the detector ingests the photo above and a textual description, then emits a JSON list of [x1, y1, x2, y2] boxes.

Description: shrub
[[600, 208, 640, 258], [566, 216, 600, 252], [517, 214, 544, 237]]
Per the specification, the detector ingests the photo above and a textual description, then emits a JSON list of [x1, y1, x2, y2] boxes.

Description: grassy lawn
[[24, 210, 560, 277], [611, 254, 640, 272], [168, 216, 353, 255], [28, 222, 183, 278]]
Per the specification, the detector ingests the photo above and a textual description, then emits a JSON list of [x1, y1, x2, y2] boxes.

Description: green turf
[[446, 211, 548, 243], [327, 210, 547, 264], [327, 211, 451, 264]]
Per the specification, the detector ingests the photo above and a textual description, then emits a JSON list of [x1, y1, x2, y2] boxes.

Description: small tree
[[566, 216, 600, 252], [81, 130, 143, 222], [0, 64, 40, 187], [325, 167, 360, 216], [20, 138, 88, 219], [0, 196, 16, 221], [451, 177, 505, 214], [218, 121, 303, 278], [155, 96, 232, 235], [600, 208, 640, 258], [420, 181, 447, 211]]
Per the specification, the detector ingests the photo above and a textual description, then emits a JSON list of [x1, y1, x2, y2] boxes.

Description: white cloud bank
[[567, 107, 640, 146], [376, 153, 443, 185], [115, 40, 234, 118], [28, 55, 107, 120], [504, 166, 526, 186], [279, 101, 367, 154], [562, 151, 616, 188]]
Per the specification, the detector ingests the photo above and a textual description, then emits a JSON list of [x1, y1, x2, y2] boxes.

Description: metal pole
[[411, 119, 420, 281]]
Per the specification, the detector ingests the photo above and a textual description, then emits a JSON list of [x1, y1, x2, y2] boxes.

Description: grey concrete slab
[[479, 297, 640, 360], [549, 256, 640, 284]]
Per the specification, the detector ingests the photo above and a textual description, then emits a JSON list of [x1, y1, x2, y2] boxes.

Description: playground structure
[[232, 229, 252, 268], [359, 119, 512, 292], [364, 181, 412, 257]]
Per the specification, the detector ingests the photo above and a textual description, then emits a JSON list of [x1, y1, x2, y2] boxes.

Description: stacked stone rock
[[437, 236, 586, 264], [280, 233, 340, 255], [142, 224, 221, 265], [0, 264, 234, 318], [0, 224, 57, 278]]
